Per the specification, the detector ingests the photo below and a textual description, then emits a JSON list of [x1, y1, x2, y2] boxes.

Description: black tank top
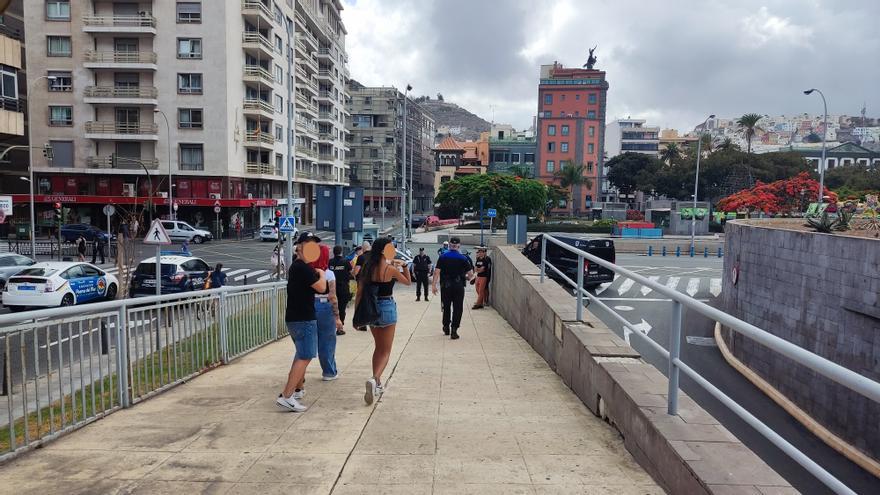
[[373, 265, 396, 297]]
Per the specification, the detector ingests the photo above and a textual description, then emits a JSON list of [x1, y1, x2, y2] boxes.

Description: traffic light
[[53, 202, 62, 225], [274, 209, 282, 226]]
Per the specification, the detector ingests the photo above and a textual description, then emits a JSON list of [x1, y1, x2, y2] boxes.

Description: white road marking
[[234, 269, 267, 281], [598, 297, 710, 302], [686, 336, 718, 347], [256, 274, 273, 282], [225, 269, 248, 276], [665, 277, 681, 291], [710, 278, 722, 297], [613, 305, 634, 312], [632, 319, 652, 336], [617, 278, 635, 296], [640, 276, 660, 296], [686, 278, 700, 297]]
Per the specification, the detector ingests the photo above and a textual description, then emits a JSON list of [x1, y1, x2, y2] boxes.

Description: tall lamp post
[[153, 109, 172, 219], [401, 84, 411, 251], [804, 89, 827, 205], [365, 141, 387, 230], [691, 114, 715, 253], [26, 75, 57, 258]]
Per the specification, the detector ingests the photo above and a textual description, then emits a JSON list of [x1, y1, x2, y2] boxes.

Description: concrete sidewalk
[[0, 288, 660, 494]]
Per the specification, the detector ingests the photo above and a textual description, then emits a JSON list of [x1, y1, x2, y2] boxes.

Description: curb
[[714, 322, 880, 478]]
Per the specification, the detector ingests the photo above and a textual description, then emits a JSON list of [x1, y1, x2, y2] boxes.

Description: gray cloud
[[342, 0, 880, 132]]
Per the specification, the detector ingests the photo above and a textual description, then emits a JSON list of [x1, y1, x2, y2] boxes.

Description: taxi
[[2, 262, 119, 311]]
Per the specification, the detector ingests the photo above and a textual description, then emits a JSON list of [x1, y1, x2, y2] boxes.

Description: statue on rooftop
[[584, 46, 598, 70]]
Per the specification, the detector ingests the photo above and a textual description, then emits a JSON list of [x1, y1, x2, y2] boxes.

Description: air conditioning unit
[[209, 193, 221, 200], [123, 184, 135, 197]]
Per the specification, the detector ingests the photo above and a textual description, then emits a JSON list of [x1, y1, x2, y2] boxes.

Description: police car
[[129, 254, 211, 298], [259, 223, 297, 242], [2, 262, 119, 311]]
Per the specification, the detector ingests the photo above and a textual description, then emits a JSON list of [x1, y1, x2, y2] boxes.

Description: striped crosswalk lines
[[102, 265, 274, 286], [597, 276, 722, 299]]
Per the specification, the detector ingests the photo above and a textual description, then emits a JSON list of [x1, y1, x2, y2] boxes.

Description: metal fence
[[538, 234, 880, 495], [0, 282, 287, 462], [4, 240, 118, 259]]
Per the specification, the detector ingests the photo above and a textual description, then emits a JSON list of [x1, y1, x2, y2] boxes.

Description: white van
[[160, 221, 213, 244]]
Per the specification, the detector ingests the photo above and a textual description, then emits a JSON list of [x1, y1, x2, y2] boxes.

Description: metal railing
[[82, 14, 157, 28], [83, 86, 158, 99], [241, 0, 272, 19], [243, 65, 274, 83], [243, 98, 274, 114], [0, 282, 287, 461], [245, 162, 274, 174], [84, 50, 157, 64], [538, 234, 880, 495], [4, 240, 118, 259], [86, 156, 159, 170], [244, 130, 275, 145], [317, 69, 332, 78], [241, 32, 274, 53], [85, 121, 158, 135]]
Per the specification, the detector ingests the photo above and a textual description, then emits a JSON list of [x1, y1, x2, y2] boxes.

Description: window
[[178, 108, 203, 129], [0, 66, 16, 99], [275, 154, 283, 175], [561, 125, 569, 136], [48, 71, 71, 92], [589, 126, 595, 137], [275, 35, 283, 53], [588, 93, 597, 104], [177, 38, 202, 59], [369, 149, 378, 159], [49, 106, 72, 126], [547, 125, 556, 136], [547, 142, 555, 152], [587, 162, 593, 173], [544, 93, 552, 105], [49, 140, 73, 168], [274, 64, 283, 83], [46, 36, 71, 57], [352, 115, 372, 128], [176, 2, 201, 23], [524, 153, 535, 163], [177, 73, 202, 94], [588, 143, 594, 154], [587, 110, 596, 119], [560, 94, 566, 101], [546, 160, 555, 173], [510, 153, 521, 163], [274, 124, 283, 141], [542, 111, 551, 118], [575, 94, 580, 100], [179, 144, 204, 170], [46, 0, 70, 20], [561, 142, 569, 153], [274, 95, 283, 113]]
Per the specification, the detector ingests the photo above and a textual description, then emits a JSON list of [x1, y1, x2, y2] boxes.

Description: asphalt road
[[583, 254, 880, 495]]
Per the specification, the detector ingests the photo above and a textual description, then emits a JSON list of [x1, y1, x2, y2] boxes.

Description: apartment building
[[604, 118, 660, 159], [346, 80, 435, 216], [488, 124, 536, 176], [20, 0, 349, 232]]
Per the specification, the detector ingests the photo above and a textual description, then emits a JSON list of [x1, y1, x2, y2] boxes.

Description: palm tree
[[716, 137, 741, 153], [736, 113, 763, 154], [699, 133, 714, 154], [660, 142, 682, 165], [554, 163, 592, 216]]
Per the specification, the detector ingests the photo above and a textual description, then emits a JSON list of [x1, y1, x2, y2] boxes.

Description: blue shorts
[[287, 320, 318, 360], [374, 298, 398, 327]]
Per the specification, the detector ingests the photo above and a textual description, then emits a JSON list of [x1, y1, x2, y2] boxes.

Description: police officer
[[328, 245, 352, 335], [432, 237, 473, 340], [411, 247, 432, 301]]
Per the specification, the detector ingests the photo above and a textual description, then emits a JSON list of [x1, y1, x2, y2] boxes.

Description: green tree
[[606, 152, 661, 197], [659, 142, 682, 165], [434, 173, 548, 220], [545, 183, 568, 215], [554, 163, 592, 215], [507, 164, 532, 178], [716, 137, 741, 153], [736, 113, 764, 154]]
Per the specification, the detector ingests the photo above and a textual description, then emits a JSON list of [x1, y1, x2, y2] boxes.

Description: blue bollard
[[675, 246, 681, 257], [689, 246, 694, 257], [662, 246, 667, 257], [648, 246, 653, 256], [704, 247, 708, 257], [718, 247, 723, 258]]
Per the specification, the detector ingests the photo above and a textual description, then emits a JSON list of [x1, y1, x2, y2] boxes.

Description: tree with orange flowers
[[716, 173, 837, 214]]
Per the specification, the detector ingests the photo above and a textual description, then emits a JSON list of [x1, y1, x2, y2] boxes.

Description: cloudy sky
[[341, 0, 879, 132]]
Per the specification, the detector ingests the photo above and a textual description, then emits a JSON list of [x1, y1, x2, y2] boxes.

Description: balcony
[[297, 30, 318, 50], [317, 132, 334, 143], [299, 102, 319, 116], [243, 65, 274, 85], [82, 14, 157, 35], [85, 121, 158, 140], [316, 69, 332, 80], [317, 47, 333, 60], [301, 54, 318, 72], [317, 152, 335, 163], [298, 79, 318, 95], [295, 39, 310, 58], [296, 119, 318, 136], [241, 0, 273, 25], [317, 111, 333, 122], [316, 90, 332, 101], [242, 98, 275, 119], [296, 147, 317, 160], [241, 32, 274, 58], [86, 156, 159, 170], [244, 130, 275, 149], [83, 50, 157, 70], [83, 86, 158, 105], [246, 162, 275, 175]]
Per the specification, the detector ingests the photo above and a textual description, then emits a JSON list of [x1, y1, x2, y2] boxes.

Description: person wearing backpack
[[432, 237, 474, 340]]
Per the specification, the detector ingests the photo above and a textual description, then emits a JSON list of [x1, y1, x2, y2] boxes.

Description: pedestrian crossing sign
[[143, 219, 172, 245], [278, 216, 296, 233]]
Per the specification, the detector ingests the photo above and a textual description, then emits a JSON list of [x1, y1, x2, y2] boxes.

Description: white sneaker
[[364, 378, 377, 405], [276, 394, 307, 412], [322, 375, 338, 382], [376, 383, 385, 399], [292, 389, 305, 400]]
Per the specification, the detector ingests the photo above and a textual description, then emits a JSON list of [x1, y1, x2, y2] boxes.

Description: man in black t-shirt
[[412, 248, 432, 302], [277, 232, 326, 413], [472, 247, 491, 309], [432, 237, 473, 340], [328, 245, 352, 334]]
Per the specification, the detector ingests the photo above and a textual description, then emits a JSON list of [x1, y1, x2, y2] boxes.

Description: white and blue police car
[[1, 262, 119, 312]]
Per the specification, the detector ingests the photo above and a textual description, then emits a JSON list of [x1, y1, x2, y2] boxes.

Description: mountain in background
[[415, 95, 491, 142]]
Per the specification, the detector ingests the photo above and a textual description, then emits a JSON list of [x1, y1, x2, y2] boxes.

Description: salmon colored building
[[536, 62, 609, 213]]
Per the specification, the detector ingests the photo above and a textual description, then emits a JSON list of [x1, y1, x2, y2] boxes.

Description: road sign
[[213, 206, 221, 213], [102, 204, 116, 216], [0, 195, 10, 224], [143, 219, 172, 245], [278, 216, 296, 233], [486, 208, 497, 218]]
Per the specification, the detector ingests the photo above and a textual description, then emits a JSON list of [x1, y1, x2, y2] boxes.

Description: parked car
[[410, 215, 427, 229], [0, 253, 36, 292], [259, 223, 297, 242], [129, 254, 211, 297], [522, 234, 615, 289], [59, 224, 111, 243], [2, 262, 118, 311], [160, 221, 213, 244]]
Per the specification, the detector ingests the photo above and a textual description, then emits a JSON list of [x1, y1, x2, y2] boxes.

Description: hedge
[[527, 223, 613, 234]]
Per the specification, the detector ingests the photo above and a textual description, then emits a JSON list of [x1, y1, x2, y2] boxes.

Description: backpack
[[352, 282, 380, 327]]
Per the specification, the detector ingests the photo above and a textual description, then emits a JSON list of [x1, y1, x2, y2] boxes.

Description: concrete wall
[[722, 219, 880, 461], [491, 246, 791, 494]]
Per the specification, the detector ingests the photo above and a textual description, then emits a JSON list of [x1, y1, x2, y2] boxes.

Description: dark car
[[522, 234, 615, 289], [129, 254, 211, 297], [410, 215, 427, 229], [0, 253, 35, 292], [59, 224, 111, 243]]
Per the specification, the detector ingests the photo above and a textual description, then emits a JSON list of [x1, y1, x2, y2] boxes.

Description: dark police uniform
[[412, 252, 432, 301], [435, 250, 472, 338], [328, 255, 352, 324]]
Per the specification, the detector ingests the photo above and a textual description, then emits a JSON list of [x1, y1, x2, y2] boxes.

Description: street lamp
[[153, 109, 173, 219], [401, 84, 411, 251], [364, 141, 388, 230], [691, 114, 715, 252], [27, 75, 57, 258], [804, 89, 827, 205]]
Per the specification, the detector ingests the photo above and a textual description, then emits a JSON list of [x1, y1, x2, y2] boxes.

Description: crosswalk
[[101, 265, 276, 285], [595, 275, 723, 300]]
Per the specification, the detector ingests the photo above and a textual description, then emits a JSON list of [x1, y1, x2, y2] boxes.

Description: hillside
[[415, 97, 491, 142]]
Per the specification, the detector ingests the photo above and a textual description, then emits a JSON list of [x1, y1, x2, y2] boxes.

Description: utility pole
[[401, 84, 411, 251], [285, 17, 296, 268]]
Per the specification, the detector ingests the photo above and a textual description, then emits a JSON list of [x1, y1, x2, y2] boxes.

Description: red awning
[[11, 194, 278, 207]]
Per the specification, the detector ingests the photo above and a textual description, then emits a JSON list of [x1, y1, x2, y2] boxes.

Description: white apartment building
[[22, 0, 348, 230], [604, 118, 660, 159]]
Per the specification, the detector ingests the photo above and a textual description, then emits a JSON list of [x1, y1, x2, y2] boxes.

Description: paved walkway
[[0, 288, 660, 494]]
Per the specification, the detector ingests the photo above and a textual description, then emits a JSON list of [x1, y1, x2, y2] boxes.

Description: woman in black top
[[356, 237, 410, 404]]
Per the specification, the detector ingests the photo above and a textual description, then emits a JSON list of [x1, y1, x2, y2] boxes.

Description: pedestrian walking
[[91, 235, 106, 264], [472, 247, 492, 309], [328, 245, 352, 335], [355, 237, 411, 404], [310, 244, 343, 381], [437, 241, 449, 256], [210, 262, 227, 289], [351, 241, 371, 331], [276, 232, 326, 413], [412, 247, 432, 301], [131, 219, 139, 238], [76, 235, 87, 262], [432, 237, 474, 340], [271, 244, 285, 279], [181, 239, 191, 256]]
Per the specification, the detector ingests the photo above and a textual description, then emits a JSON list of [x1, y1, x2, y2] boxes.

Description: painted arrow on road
[[686, 278, 700, 297], [623, 318, 653, 345], [710, 278, 722, 297], [594, 274, 619, 296]]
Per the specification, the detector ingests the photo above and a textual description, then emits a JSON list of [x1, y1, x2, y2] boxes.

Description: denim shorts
[[287, 320, 318, 360], [374, 298, 398, 327]]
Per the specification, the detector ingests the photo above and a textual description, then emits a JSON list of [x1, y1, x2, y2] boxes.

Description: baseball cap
[[294, 231, 321, 245], [477, 246, 487, 252], [419, 247, 425, 252], [449, 237, 461, 245]]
